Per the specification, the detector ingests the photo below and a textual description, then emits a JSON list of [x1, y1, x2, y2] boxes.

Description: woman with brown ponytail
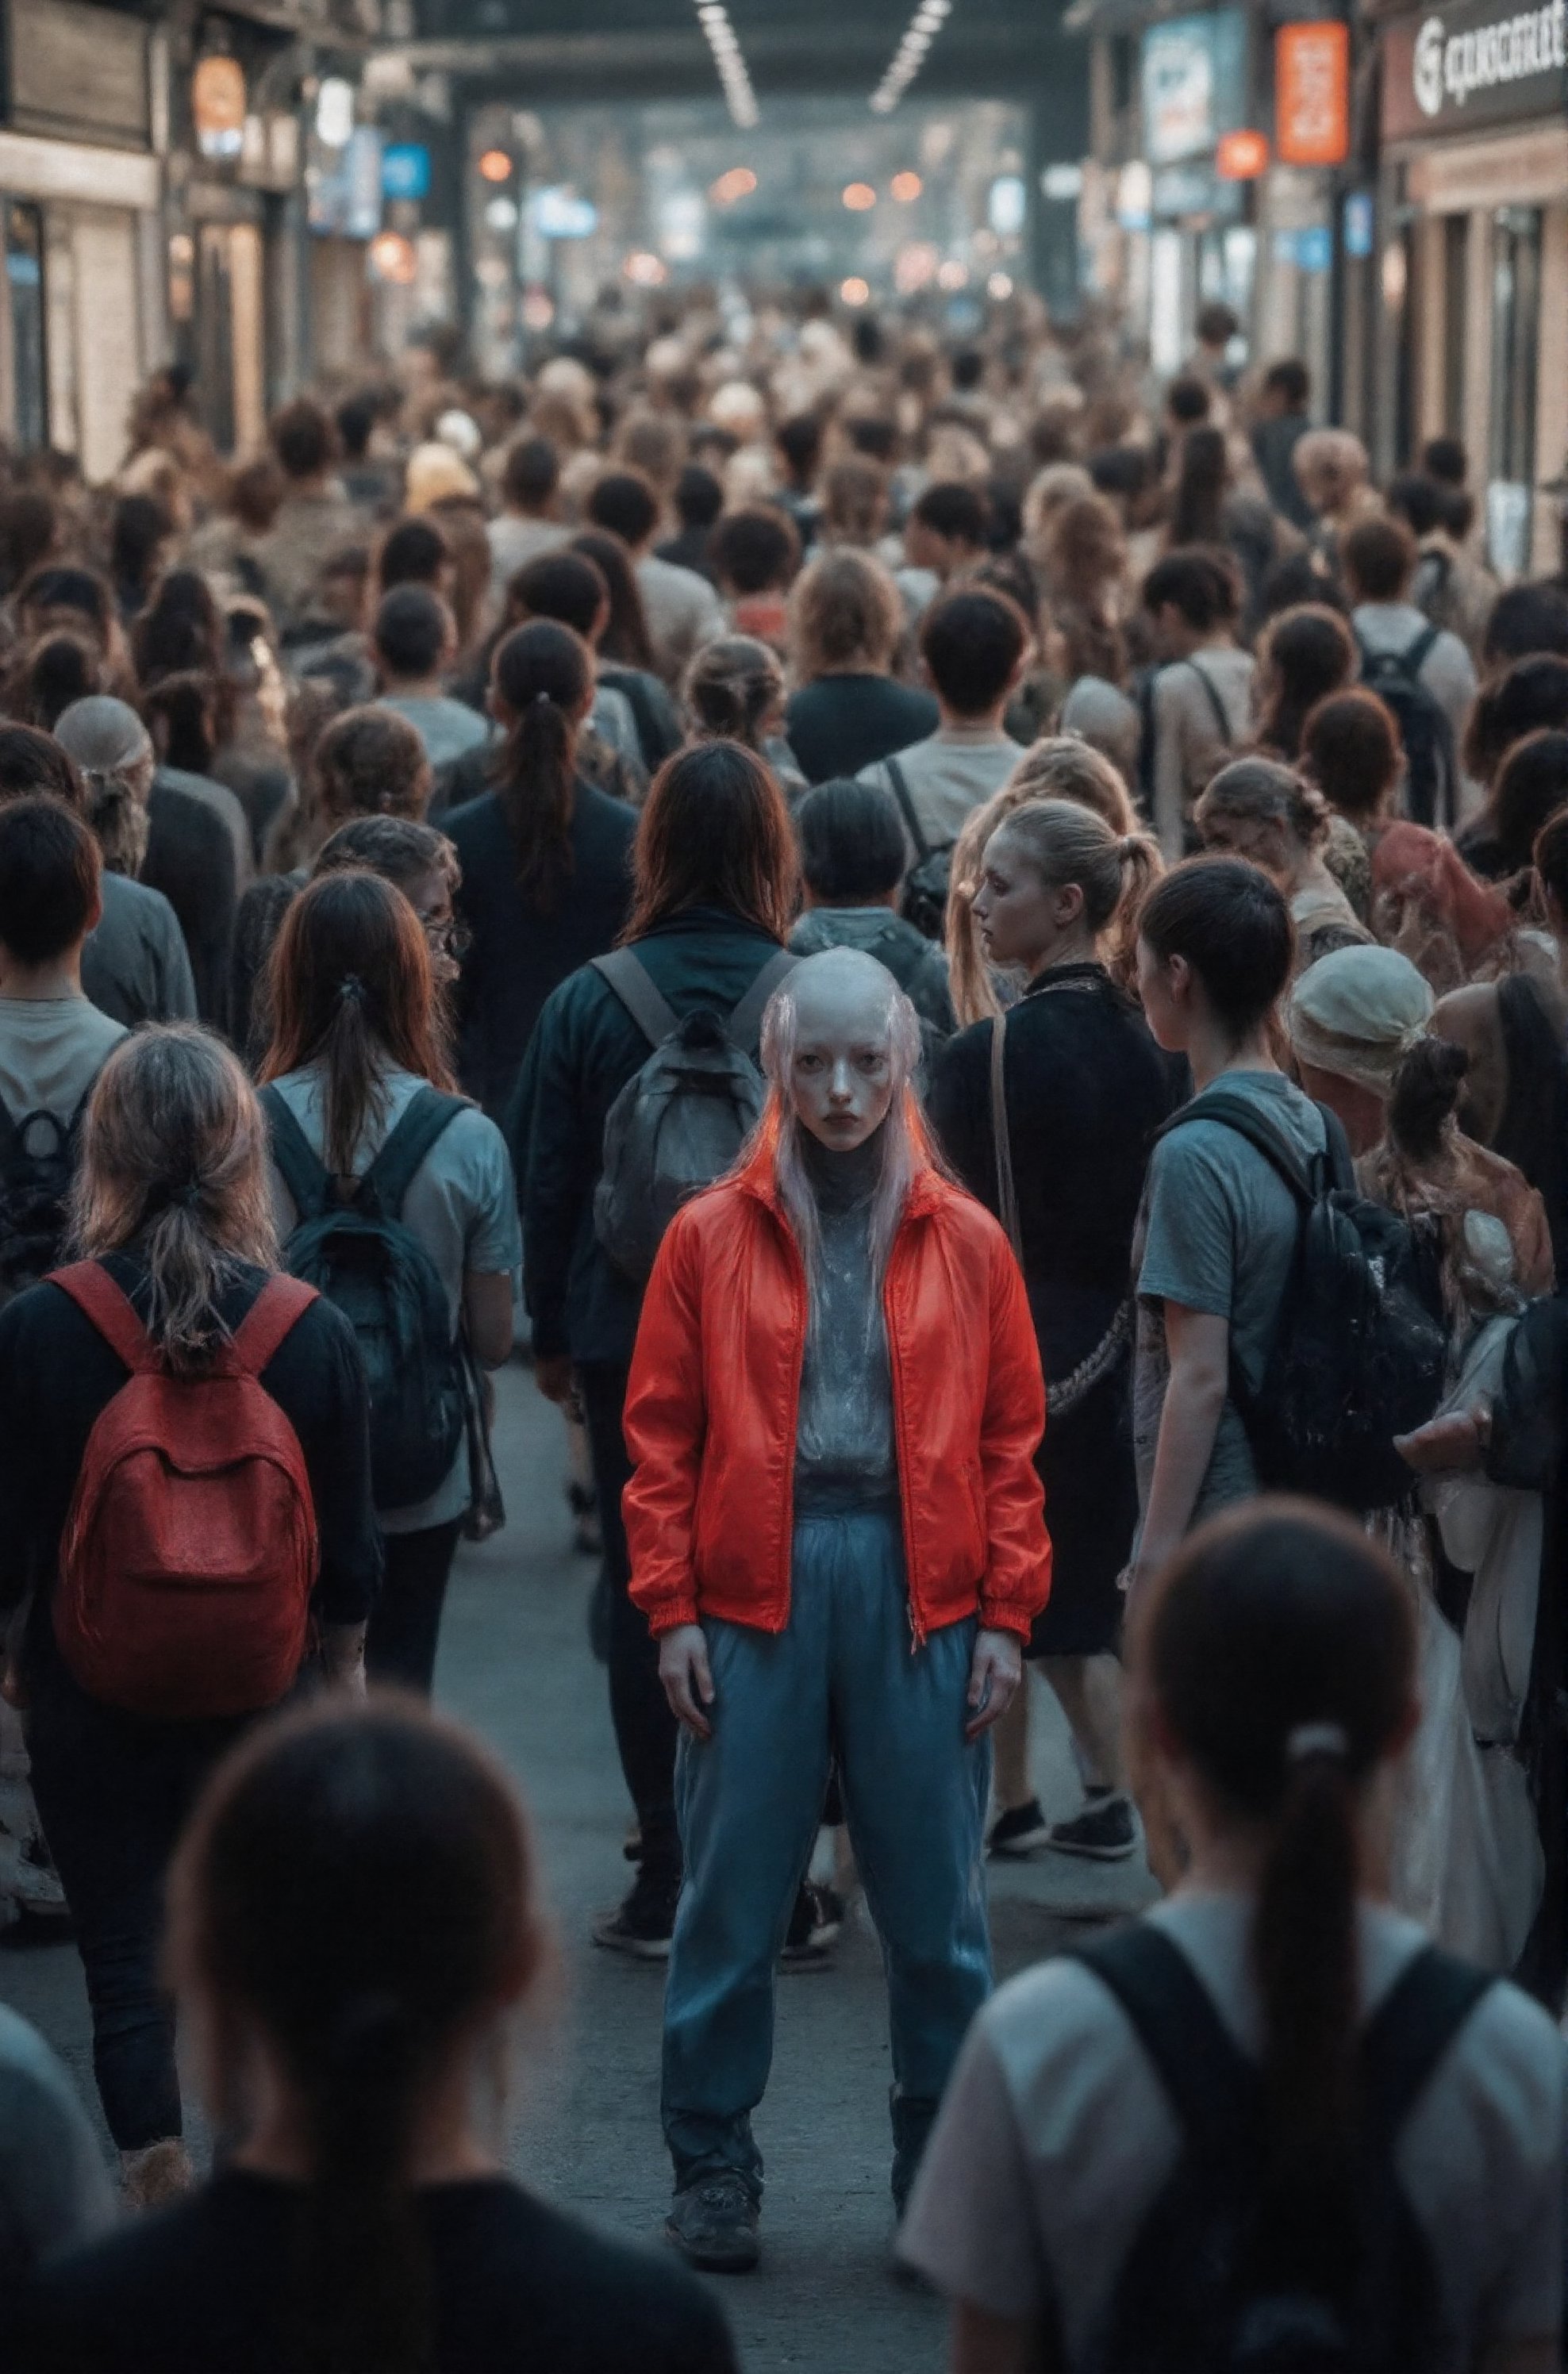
[[928, 801, 1182, 1863], [444, 617, 636, 1115], [21, 1699, 738, 2372], [901, 1500, 1566, 2374]]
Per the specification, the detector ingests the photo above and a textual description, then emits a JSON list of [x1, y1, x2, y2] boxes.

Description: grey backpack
[[591, 945, 798, 1281]]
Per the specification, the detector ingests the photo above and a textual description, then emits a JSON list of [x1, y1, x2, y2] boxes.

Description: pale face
[[971, 827, 1084, 973], [787, 961, 897, 1151]]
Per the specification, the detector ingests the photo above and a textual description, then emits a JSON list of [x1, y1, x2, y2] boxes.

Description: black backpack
[[261, 1084, 469, 1511], [1356, 626, 1458, 831], [0, 1088, 96, 1298], [885, 756, 955, 942], [1156, 1089, 1447, 1513], [1069, 1923, 1493, 2374]]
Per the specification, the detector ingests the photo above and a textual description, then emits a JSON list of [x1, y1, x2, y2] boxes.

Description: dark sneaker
[[666, 2172, 760, 2272], [1047, 1793, 1136, 1861], [780, 1881, 835, 1972], [593, 1871, 677, 1961], [987, 1797, 1051, 1857]]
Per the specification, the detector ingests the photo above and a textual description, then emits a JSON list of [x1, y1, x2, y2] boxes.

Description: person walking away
[[1298, 686, 1405, 921], [0, 1025, 379, 2203], [139, 671, 251, 1032], [371, 586, 490, 776], [783, 547, 938, 786], [1141, 549, 1256, 859], [789, 777, 956, 1038], [709, 506, 801, 654], [35, 709, 197, 1026], [486, 433, 567, 598], [20, 1699, 740, 2374], [1195, 757, 1370, 973], [446, 620, 636, 1118], [627, 948, 1049, 2269], [929, 801, 1179, 1863], [901, 1500, 1566, 2374], [1344, 513, 1474, 827], [252, 398, 362, 638], [682, 636, 806, 801], [510, 743, 800, 1958], [259, 871, 517, 1692], [1249, 357, 1316, 532], [586, 470, 724, 687]]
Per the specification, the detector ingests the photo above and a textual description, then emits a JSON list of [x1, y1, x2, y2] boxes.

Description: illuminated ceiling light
[[521, 287, 555, 329], [840, 276, 870, 305], [624, 250, 669, 285], [478, 148, 512, 182], [709, 166, 758, 205], [870, 0, 954, 113], [890, 170, 922, 201], [936, 258, 967, 289], [842, 181, 877, 210], [986, 271, 1013, 299], [694, 2, 759, 130]]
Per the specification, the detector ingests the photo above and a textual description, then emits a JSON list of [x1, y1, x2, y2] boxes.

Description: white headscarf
[[1287, 944, 1435, 1097]]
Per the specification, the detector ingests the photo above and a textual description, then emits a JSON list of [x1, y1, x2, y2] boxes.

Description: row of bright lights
[[695, 2, 759, 129], [840, 266, 1011, 304], [870, 0, 953, 113]]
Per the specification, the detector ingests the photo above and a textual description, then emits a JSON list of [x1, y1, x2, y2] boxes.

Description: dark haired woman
[[136, 668, 252, 1031], [129, 567, 226, 689], [570, 527, 682, 770], [1456, 727, 1568, 885], [21, 1700, 739, 2373], [901, 1499, 1566, 2372], [1254, 601, 1357, 762], [0, 1027, 378, 2203], [1129, 858, 1334, 1592], [261, 872, 518, 1692], [446, 617, 636, 1117], [929, 801, 1180, 1862], [512, 739, 800, 1955]]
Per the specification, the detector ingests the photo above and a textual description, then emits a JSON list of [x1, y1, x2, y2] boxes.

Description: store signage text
[[1383, 0, 1568, 136]]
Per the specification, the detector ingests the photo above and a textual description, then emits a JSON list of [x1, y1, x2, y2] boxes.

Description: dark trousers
[[26, 1655, 248, 2151], [578, 1358, 679, 1884], [367, 1519, 463, 1696]]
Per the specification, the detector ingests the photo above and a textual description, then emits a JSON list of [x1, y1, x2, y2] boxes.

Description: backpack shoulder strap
[[0, 1097, 31, 1177], [362, 1088, 468, 1216], [48, 1260, 156, 1373], [1069, 1924, 1255, 2155], [259, 1085, 332, 1220], [1402, 623, 1440, 678], [229, 1273, 320, 1377], [1158, 1089, 1317, 1203], [884, 756, 931, 863], [1359, 1946, 1493, 2149], [990, 1009, 1023, 1262], [591, 947, 681, 1050], [727, 947, 798, 1055], [1185, 658, 1233, 743]]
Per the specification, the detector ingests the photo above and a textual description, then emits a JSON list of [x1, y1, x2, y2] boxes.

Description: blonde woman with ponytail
[[928, 799, 1184, 1865], [0, 1024, 379, 2205]]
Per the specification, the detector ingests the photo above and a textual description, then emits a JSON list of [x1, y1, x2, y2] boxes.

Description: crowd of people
[[0, 284, 1566, 2367]]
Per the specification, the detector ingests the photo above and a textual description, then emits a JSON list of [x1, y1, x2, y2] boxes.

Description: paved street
[[0, 1362, 1155, 2374]]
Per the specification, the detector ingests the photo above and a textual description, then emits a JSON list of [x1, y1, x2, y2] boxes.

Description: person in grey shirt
[[857, 587, 1028, 861], [372, 586, 491, 774], [1344, 514, 1478, 763], [788, 775, 955, 1038]]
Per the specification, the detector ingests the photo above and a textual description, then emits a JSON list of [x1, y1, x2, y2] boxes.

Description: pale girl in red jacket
[[623, 944, 1051, 2274]]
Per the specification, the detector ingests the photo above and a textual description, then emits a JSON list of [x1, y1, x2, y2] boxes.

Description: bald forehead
[[787, 951, 897, 1044]]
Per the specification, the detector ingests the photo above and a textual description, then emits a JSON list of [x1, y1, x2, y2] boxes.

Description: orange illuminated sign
[[1216, 128, 1270, 178], [1275, 21, 1350, 166]]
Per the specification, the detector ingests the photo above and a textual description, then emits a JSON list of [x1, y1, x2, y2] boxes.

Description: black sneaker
[[593, 1871, 677, 1961], [987, 1797, 1051, 1857], [779, 1881, 835, 1972], [666, 2171, 760, 2272], [1046, 1793, 1136, 1861]]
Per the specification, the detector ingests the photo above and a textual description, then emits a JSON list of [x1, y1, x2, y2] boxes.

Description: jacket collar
[[732, 1121, 947, 1223]]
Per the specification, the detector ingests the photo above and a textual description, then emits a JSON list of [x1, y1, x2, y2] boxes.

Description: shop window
[[1488, 207, 1541, 576], [1441, 213, 1466, 439], [4, 202, 47, 451]]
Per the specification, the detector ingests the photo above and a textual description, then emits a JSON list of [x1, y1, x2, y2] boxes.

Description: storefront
[[1377, 0, 1568, 573], [1139, 9, 1255, 369]]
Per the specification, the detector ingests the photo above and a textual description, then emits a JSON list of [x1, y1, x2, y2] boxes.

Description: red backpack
[[51, 1262, 321, 1720]]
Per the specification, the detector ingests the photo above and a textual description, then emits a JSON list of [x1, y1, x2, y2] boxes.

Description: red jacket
[[623, 1142, 1051, 1642]]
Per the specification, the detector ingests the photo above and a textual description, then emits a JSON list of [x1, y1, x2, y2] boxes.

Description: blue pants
[[662, 1504, 992, 2202]]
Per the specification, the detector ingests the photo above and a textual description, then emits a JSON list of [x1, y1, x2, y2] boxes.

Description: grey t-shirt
[[378, 693, 491, 773], [1133, 1070, 1324, 1523], [266, 1062, 521, 1531], [794, 1144, 896, 1505], [0, 2003, 115, 2334], [82, 870, 198, 1028], [901, 1892, 1566, 2373]]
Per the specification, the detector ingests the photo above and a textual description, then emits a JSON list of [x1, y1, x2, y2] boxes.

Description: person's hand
[[966, 1628, 1023, 1740], [659, 1624, 715, 1740], [535, 1354, 582, 1419], [1395, 1404, 1490, 1476]]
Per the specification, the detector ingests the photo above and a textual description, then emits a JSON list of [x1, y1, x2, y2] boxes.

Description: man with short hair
[[254, 398, 361, 635], [373, 586, 491, 774], [897, 480, 989, 624], [709, 505, 801, 652], [655, 466, 724, 584], [1250, 358, 1315, 532], [1343, 513, 1478, 747], [486, 436, 567, 597], [788, 776, 956, 1036], [586, 468, 724, 685], [855, 586, 1027, 856]]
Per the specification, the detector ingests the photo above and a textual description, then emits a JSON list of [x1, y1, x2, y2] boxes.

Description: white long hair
[[756, 954, 927, 1300]]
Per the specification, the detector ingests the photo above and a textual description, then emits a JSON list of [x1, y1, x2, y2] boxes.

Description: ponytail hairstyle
[[487, 619, 590, 909], [1195, 755, 1333, 854], [166, 1697, 549, 2374], [1130, 1500, 1415, 2290], [987, 798, 1159, 970], [71, 1024, 279, 1373], [682, 633, 786, 751], [52, 694, 156, 878], [260, 869, 454, 1177]]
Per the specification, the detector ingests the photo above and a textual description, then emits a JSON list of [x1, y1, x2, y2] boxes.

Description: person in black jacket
[[446, 620, 637, 1119], [0, 1024, 379, 2207], [510, 740, 799, 1955], [928, 798, 1183, 1861], [21, 1698, 736, 2374]]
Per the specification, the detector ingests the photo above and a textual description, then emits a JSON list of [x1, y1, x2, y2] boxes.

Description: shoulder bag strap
[[259, 1085, 332, 1221], [229, 1273, 320, 1377], [1358, 1946, 1493, 2150], [363, 1088, 468, 1217], [728, 947, 799, 1055], [590, 947, 681, 1050], [1069, 1924, 1254, 2156], [989, 1009, 1024, 1262], [1185, 658, 1233, 743], [884, 756, 932, 864], [48, 1260, 158, 1373]]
